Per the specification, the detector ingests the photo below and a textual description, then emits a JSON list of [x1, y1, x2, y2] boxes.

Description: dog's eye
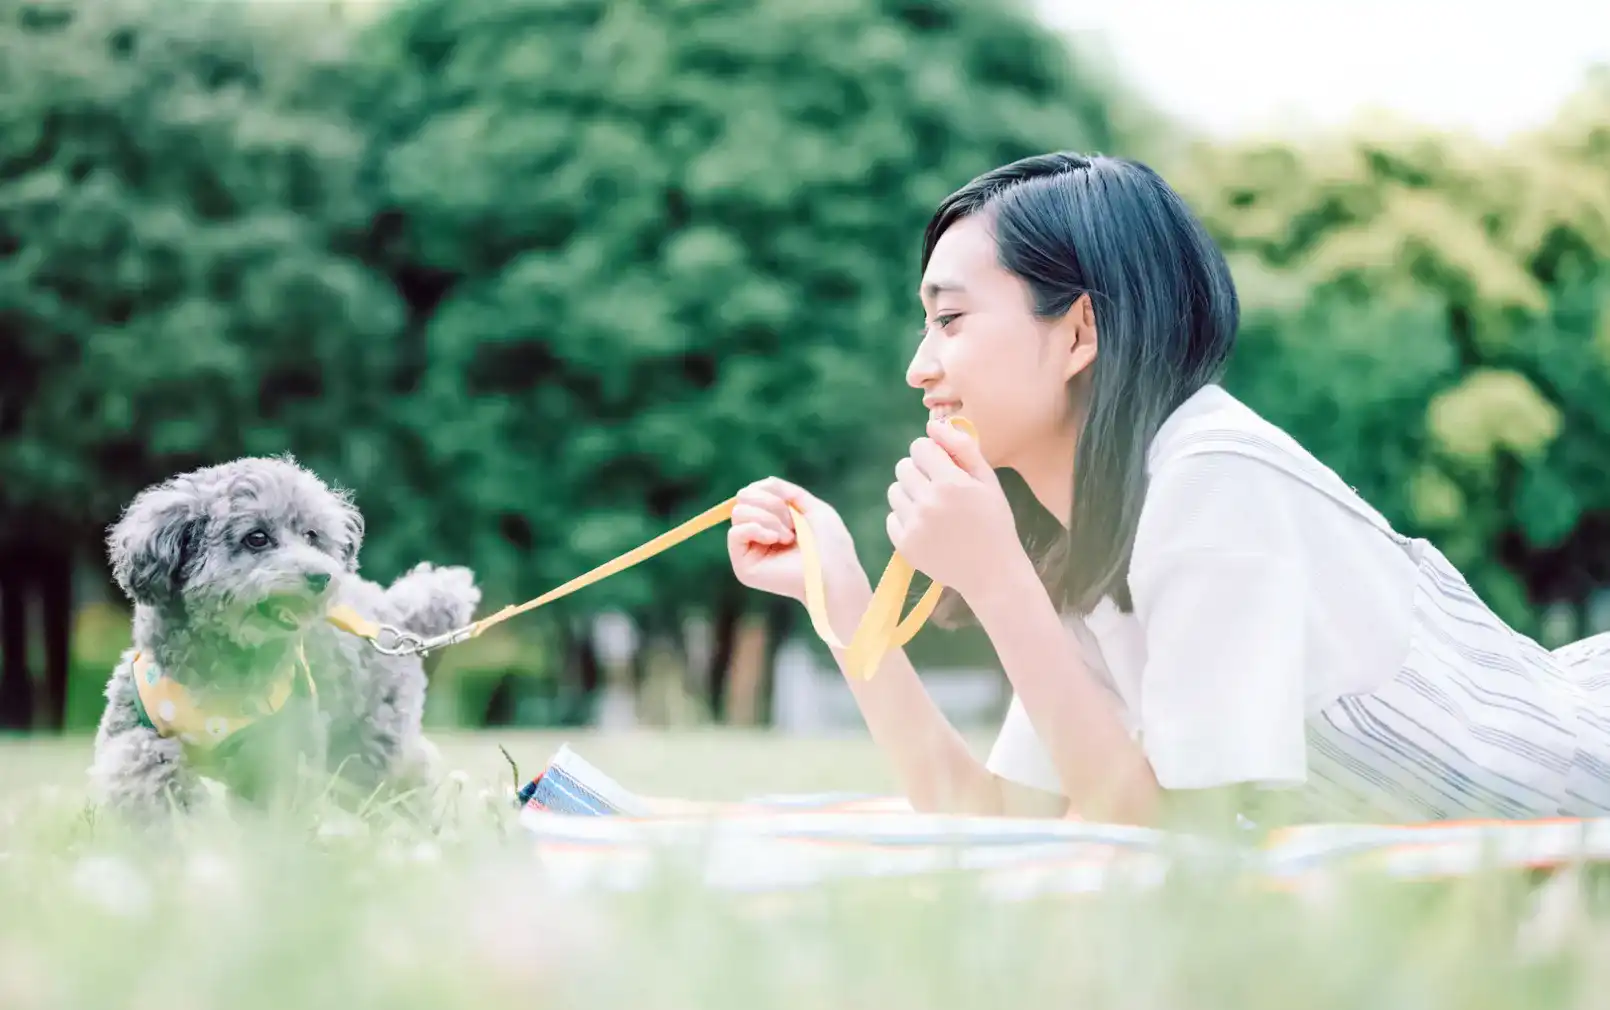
[[243, 530, 271, 551], [305, 530, 320, 545]]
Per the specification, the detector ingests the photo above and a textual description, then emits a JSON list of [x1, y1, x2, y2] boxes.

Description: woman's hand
[[887, 420, 1023, 601], [728, 478, 867, 606]]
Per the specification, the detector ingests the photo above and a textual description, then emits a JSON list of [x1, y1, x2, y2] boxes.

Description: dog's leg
[[390, 734, 445, 796], [88, 662, 205, 819], [317, 631, 443, 814], [89, 729, 203, 819], [318, 562, 478, 815], [327, 670, 429, 802]]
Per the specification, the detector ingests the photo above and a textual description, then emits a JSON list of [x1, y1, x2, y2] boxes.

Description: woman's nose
[[906, 338, 941, 389]]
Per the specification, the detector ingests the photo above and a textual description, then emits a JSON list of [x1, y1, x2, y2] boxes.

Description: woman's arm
[[725, 475, 1063, 818], [886, 421, 1163, 825], [822, 572, 1069, 817], [880, 423, 1325, 830], [967, 552, 1161, 825]]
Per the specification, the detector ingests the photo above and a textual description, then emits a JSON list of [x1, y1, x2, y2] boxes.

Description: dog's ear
[[107, 483, 204, 606], [335, 492, 364, 572]]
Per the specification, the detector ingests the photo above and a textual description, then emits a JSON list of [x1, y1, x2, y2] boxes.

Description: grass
[[3, 730, 1609, 1010]]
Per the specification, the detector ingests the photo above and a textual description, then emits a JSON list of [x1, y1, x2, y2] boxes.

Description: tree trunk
[[570, 618, 602, 698], [754, 597, 795, 728], [0, 548, 34, 731], [559, 617, 602, 724], [723, 613, 770, 726], [482, 671, 516, 726], [706, 590, 741, 721], [38, 546, 73, 732]]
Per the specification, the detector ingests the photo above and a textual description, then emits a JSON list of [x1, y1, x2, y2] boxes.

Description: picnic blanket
[[515, 746, 1610, 900]]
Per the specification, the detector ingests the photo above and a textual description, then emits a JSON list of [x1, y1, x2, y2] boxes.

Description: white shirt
[[985, 383, 1420, 795]]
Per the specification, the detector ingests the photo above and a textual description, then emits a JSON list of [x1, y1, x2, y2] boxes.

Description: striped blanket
[[515, 746, 1610, 899]]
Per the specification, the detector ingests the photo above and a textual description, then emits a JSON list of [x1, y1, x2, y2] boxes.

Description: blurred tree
[[351, 0, 1137, 717], [0, 0, 401, 728], [1178, 71, 1610, 637]]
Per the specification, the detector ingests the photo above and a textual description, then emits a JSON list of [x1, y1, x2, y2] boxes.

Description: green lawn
[[0, 729, 902, 803], [2, 730, 1606, 1010]]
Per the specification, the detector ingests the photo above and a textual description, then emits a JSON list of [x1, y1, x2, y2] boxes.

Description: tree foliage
[[0, 0, 399, 726], [348, 0, 1131, 632], [1179, 72, 1610, 633], [5, 0, 1609, 728], [0, 0, 401, 530], [0, 0, 1135, 725]]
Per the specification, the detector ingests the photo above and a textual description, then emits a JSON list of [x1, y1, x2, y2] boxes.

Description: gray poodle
[[90, 455, 481, 821]]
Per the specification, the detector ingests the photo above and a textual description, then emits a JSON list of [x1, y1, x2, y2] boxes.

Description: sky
[[1040, 0, 1610, 140]]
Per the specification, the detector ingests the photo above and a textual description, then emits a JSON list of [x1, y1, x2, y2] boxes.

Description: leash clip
[[370, 623, 476, 657]]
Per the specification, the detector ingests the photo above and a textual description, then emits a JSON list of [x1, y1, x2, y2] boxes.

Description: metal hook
[[369, 625, 427, 657], [366, 623, 478, 658]]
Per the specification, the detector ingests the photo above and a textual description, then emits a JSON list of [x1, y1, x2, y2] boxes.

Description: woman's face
[[906, 213, 1093, 470]]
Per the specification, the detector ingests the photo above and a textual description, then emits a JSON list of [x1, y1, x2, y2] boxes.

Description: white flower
[[316, 810, 367, 840], [70, 855, 152, 919], [187, 850, 237, 889]]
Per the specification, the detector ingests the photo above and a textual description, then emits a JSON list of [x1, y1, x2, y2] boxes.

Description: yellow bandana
[[130, 644, 316, 751]]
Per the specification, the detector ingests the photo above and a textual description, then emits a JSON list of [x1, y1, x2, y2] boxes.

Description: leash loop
[[328, 419, 976, 681]]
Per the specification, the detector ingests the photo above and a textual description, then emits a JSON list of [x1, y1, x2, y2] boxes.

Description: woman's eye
[[243, 530, 271, 551], [934, 313, 961, 331]]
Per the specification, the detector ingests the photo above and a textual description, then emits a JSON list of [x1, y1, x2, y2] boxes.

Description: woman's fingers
[[910, 437, 961, 482], [894, 456, 927, 499], [885, 510, 905, 550], [731, 501, 795, 543], [741, 476, 831, 518], [737, 478, 815, 530], [739, 477, 810, 506], [729, 521, 782, 549], [757, 476, 813, 503]]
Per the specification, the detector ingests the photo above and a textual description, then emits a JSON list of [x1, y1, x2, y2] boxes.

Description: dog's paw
[[384, 563, 481, 638], [393, 736, 446, 794]]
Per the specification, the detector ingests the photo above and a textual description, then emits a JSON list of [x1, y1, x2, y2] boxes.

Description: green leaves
[[1182, 76, 1610, 633], [0, 0, 402, 533], [1428, 369, 1562, 464], [355, 0, 1128, 619]]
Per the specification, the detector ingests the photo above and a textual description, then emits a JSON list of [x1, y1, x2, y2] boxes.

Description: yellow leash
[[327, 420, 972, 682]]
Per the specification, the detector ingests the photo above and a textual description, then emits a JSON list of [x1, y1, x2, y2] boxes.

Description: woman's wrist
[[820, 563, 874, 644], [961, 546, 1044, 628]]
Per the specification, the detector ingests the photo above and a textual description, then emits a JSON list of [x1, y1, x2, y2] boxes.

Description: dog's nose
[[305, 572, 331, 593]]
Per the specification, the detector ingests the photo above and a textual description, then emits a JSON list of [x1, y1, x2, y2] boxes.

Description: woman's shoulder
[[1146, 383, 1310, 473], [1141, 383, 1407, 545]]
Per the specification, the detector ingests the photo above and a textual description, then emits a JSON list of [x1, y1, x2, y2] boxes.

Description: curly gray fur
[[90, 455, 481, 821]]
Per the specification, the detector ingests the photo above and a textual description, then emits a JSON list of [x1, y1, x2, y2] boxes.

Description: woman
[[726, 151, 1610, 828]]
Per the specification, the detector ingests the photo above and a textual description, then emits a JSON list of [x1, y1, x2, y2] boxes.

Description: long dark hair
[[924, 152, 1239, 620]]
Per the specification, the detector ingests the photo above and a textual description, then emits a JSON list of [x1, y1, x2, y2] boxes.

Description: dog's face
[[107, 456, 365, 648]]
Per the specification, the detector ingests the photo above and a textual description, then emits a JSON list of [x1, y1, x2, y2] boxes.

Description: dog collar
[[130, 643, 316, 751]]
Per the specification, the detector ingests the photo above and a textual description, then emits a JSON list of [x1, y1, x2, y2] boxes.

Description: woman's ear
[[1057, 293, 1098, 382]]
